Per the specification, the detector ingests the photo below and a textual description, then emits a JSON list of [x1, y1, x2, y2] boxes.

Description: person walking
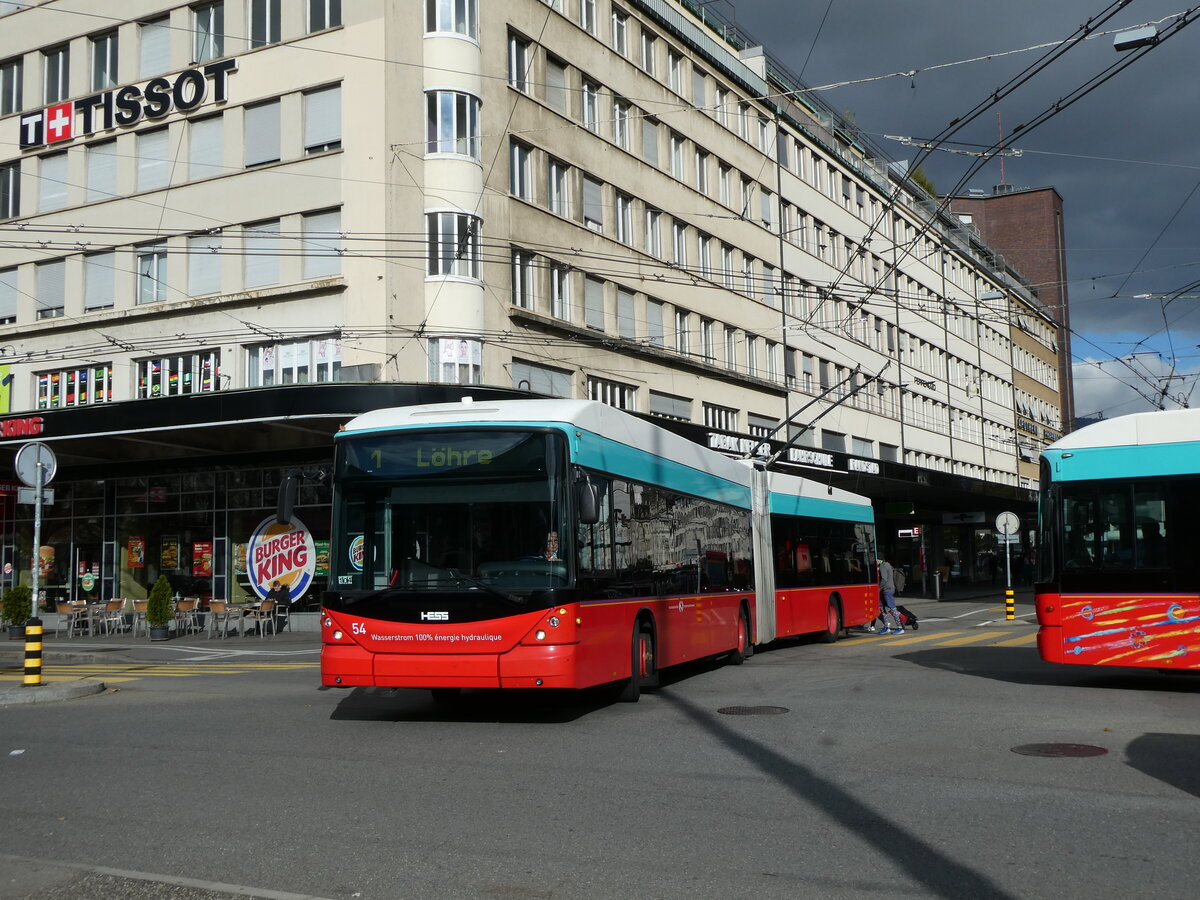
[[877, 556, 905, 635]]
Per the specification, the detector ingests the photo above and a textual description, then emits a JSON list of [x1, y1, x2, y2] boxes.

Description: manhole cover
[[717, 705, 790, 716], [1011, 743, 1108, 758]]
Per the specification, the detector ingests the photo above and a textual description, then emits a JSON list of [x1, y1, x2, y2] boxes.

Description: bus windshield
[[331, 429, 570, 600]]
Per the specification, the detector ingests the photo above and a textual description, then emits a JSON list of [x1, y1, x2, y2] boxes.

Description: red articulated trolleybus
[[318, 398, 876, 701], [1036, 408, 1200, 670]]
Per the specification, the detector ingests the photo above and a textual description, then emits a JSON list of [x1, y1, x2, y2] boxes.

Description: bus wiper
[[445, 572, 524, 607]]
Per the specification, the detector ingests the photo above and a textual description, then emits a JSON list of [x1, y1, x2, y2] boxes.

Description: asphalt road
[[1, 606, 1198, 899]]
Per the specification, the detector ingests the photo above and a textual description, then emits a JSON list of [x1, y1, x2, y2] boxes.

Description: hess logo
[[420, 611, 450, 621]]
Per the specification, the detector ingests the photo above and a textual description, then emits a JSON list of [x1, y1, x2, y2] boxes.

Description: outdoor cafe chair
[[207, 599, 242, 638], [98, 598, 126, 635], [174, 597, 200, 636], [54, 601, 87, 638], [242, 599, 276, 638], [131, 599, 149, 639]]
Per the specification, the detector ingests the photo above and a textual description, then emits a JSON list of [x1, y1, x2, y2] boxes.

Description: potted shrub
[[2, 584, 33, 640], [146, 575, 174, 641]]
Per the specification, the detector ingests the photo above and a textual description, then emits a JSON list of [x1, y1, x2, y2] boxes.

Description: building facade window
[[139, 17, 170, 78], [136, 129, 170, 191], [137, 351, 221, 398], [580, 0, 596, 34], [511, 248, 534, 308], [36, 259, 64, 319], [426, 0, 477, 38], [84, 252, 115, 310], [90, 30, 118, 91], [0, 267, 16, 324], [137, 242, 169, 304], [188, 233, 222, 296], [189, 115, 224, 180], [640, 32, 656, 75], [193, 2, 225, 64], [588, 376, 635, 410], [584, 276, 604, 329], [615, 192, 633, 245], [611, 10, 627, 56], [581, 79, 599, 132], [43, 45, 69, 104], [674, 309, 689, 354], [613, 98, 630, 149], [428, 337, 481, 384], [617, 288, 635, 338], [645, 207, 661, 256], [0, 57, 21, 116], [37, 366, 113, 409], [509, 140, 532, 198], [545, 57, 568, 114], [642, 117, 659, 166], [507, 33, 529, 91], [550, 264, 570, 319], [650, 390, 690, 421], [703, 402, 737, 431], [647, 298, 664, 346], [583, 176, 603, 232], [244, 219, 281, 287], [512, 359, 571, 397], [0, 161, 17, 219], [302, 208, 342, 279], [249, 0, 282, 48], [38, 152, 67, 211], [426, 90, 479, 157], [308, 0, 341, 32], [248, 337, 341, 386], [548, 158, 569, 217], [304, 84, 341, 153], [426, 211, 481, 279], [245, 99, 281, 166]]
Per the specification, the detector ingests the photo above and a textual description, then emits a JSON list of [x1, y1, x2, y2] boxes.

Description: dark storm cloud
[[722, 0, 1200, 413]]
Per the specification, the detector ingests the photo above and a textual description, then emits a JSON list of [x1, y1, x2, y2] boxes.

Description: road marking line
[[933, 632, 1003, 646], [992, 633, 1038, 647], [874, 631, 964, 645]]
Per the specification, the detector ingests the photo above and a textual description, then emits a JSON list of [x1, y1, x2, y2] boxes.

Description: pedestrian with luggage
[[877, 556, 905, 635]]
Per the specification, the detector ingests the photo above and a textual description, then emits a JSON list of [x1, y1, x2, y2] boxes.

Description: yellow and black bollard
[[1005, 589, 1015, 622], [23, 618, 43, 687]]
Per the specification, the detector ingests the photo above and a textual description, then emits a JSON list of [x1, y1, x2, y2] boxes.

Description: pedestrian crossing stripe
[[0, 662, 318, 684], [992, 633, 1038, 647], [930, 632, 1005, 647], [839, 629, 1038, 649]]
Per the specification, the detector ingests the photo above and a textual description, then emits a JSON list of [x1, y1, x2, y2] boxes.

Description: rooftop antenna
[[997, 111, 1006, 186]]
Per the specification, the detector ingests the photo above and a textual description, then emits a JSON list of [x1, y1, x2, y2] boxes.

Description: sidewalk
[[1, 621, 320, 708]]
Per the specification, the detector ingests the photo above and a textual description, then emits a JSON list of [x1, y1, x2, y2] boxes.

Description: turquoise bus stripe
[[1046, 442, 1200, 482], [769, 492, 873, 524]]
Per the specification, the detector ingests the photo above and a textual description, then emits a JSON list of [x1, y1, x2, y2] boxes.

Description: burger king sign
[[246, 515, 316, 602]]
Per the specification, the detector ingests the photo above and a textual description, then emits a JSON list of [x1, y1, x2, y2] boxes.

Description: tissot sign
[[20, 60, 237, 151]]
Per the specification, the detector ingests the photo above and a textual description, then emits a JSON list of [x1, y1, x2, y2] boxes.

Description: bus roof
[[1043, 408, 1200, 481], [1048, 408, 1200, 452], [339, 398, 874, 517]]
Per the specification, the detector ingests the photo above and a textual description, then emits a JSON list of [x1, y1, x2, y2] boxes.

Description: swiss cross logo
[[45, 102, 73, 143]]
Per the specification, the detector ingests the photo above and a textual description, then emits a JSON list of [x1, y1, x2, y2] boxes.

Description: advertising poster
[[127, 537, 145, 568], [161, 535, 180, 570], [314, 540, 330, 577], [193, 541, 213, 577], [233, 542, 248, 576]]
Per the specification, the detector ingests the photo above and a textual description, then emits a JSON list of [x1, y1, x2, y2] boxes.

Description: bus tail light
[[1036, 593, 1061, 626]]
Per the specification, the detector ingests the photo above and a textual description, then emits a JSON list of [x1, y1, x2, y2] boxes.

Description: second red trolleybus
[[319, 398, 876, 700], [1036, 408, 1200, 670]]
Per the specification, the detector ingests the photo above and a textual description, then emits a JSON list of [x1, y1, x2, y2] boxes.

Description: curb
[[0, 679, 105, 708]]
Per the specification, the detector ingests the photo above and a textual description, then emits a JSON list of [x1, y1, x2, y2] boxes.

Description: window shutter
[[189, 116, 224, 180], [245, 101, 281, 166], [137, 129, 170, 190], [86, 141, 117, 201], [244, 220, 280, 287], [84, 253, 115, 309], [139, 18, 170, 78], [304, 85, 340, 151], [39, 152, 68, 211]]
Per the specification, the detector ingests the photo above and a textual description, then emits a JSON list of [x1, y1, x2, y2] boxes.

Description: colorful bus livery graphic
[[247, 515, 315, 602], [1036, 408, 1200, 671], [1046, 594, 1200, 666]]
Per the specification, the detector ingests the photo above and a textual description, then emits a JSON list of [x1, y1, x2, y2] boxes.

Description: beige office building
[[0, 0, 1062, 604]]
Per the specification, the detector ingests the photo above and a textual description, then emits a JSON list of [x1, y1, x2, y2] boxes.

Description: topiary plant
[[146, 575, 174, 627], [1, 584, 32, 625]]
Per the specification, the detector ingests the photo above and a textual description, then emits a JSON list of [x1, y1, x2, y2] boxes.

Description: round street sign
[[995, 511, 1020, 536], [14, 442, 57, 488]]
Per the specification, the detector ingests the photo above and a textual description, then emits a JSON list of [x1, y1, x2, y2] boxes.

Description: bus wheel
[[819, 598, 842, 643], [430, 688, 462, 705], [619, 624, 656, 703], [728, 606, 751, 665]]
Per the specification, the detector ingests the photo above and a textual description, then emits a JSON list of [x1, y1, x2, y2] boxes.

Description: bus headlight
[[548, 616, 560, 628], [333, 630, 344, 640]]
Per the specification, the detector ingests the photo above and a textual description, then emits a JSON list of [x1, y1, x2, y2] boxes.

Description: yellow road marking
[[992, 633, 1038, 647], [931, 632, 1003, 647], [874, 631, 964, 645]]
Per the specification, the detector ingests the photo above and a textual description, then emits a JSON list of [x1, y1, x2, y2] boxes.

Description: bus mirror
[[577, 476, 600, 525], [276, 470, 299, 524]]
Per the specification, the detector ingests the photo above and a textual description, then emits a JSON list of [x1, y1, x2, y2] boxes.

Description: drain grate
[[1011, 742, 1108, 758], [717, 705, 790, 716]]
